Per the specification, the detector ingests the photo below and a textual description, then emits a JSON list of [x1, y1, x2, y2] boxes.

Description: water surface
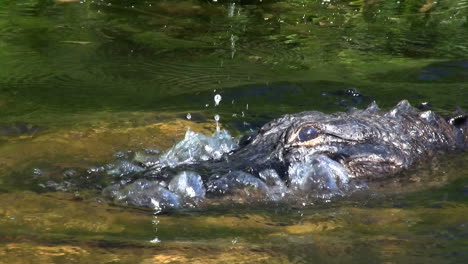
[[0, 0, 467, 263]]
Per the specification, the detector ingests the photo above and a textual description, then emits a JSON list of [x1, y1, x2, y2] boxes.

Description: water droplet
[[230, 34, 236, 59], [33, 168, 42, 176], [214, 94, 222, 106], [214, 114, 220, 131], [186, 113, 191, 120], [228, 3, 236, 17], [150, 237, 161, 243]]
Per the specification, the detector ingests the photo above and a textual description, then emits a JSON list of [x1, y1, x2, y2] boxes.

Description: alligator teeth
[[449, 114, 467, 127], [419, 110, 437, 123], [365, 101, 380, 112]]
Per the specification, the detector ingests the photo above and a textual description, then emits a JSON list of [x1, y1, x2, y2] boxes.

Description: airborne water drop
[[214, 94, 222, 106], [214, 114, 220, 131]]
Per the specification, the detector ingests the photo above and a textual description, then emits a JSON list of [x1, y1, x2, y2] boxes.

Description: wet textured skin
[[106, 100, 467, 209], [187, 100, 467, 182]]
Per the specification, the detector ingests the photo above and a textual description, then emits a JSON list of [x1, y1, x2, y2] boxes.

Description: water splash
[[159, 128, 237, 168], [214, 114, 220, 132], [288, 155, 351, 198], [228, 3, 236, 18], [99, 130, 365, 210], [230, 34, 237, 59], [102, 129, 238, 209], [168, 171, 206, 199], [150, 196, 162, 244]]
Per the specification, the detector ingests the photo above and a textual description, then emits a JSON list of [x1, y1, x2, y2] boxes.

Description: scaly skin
[[193, 100, 466, 181]]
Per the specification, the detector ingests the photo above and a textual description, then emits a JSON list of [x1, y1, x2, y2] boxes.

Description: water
[[0, 0, 467, 263]]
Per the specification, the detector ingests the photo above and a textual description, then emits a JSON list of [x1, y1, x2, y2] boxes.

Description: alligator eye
[[297, 126, 319, 142]]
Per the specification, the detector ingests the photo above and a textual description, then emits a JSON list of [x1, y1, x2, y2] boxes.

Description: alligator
[[101, 100, 467, 210]]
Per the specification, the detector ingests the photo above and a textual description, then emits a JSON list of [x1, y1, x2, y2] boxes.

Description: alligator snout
[[103, 139, 360, 210]]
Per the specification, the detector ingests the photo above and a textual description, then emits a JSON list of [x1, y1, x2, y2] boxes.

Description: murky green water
[[0, 0, 467, 263]]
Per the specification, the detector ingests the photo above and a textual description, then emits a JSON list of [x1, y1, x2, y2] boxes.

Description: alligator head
[[103, 100, 467, 209]]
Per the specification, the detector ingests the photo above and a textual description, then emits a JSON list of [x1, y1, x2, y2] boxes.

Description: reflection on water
[[0, 0, 467, 263], [0, 0, 467, 118]]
